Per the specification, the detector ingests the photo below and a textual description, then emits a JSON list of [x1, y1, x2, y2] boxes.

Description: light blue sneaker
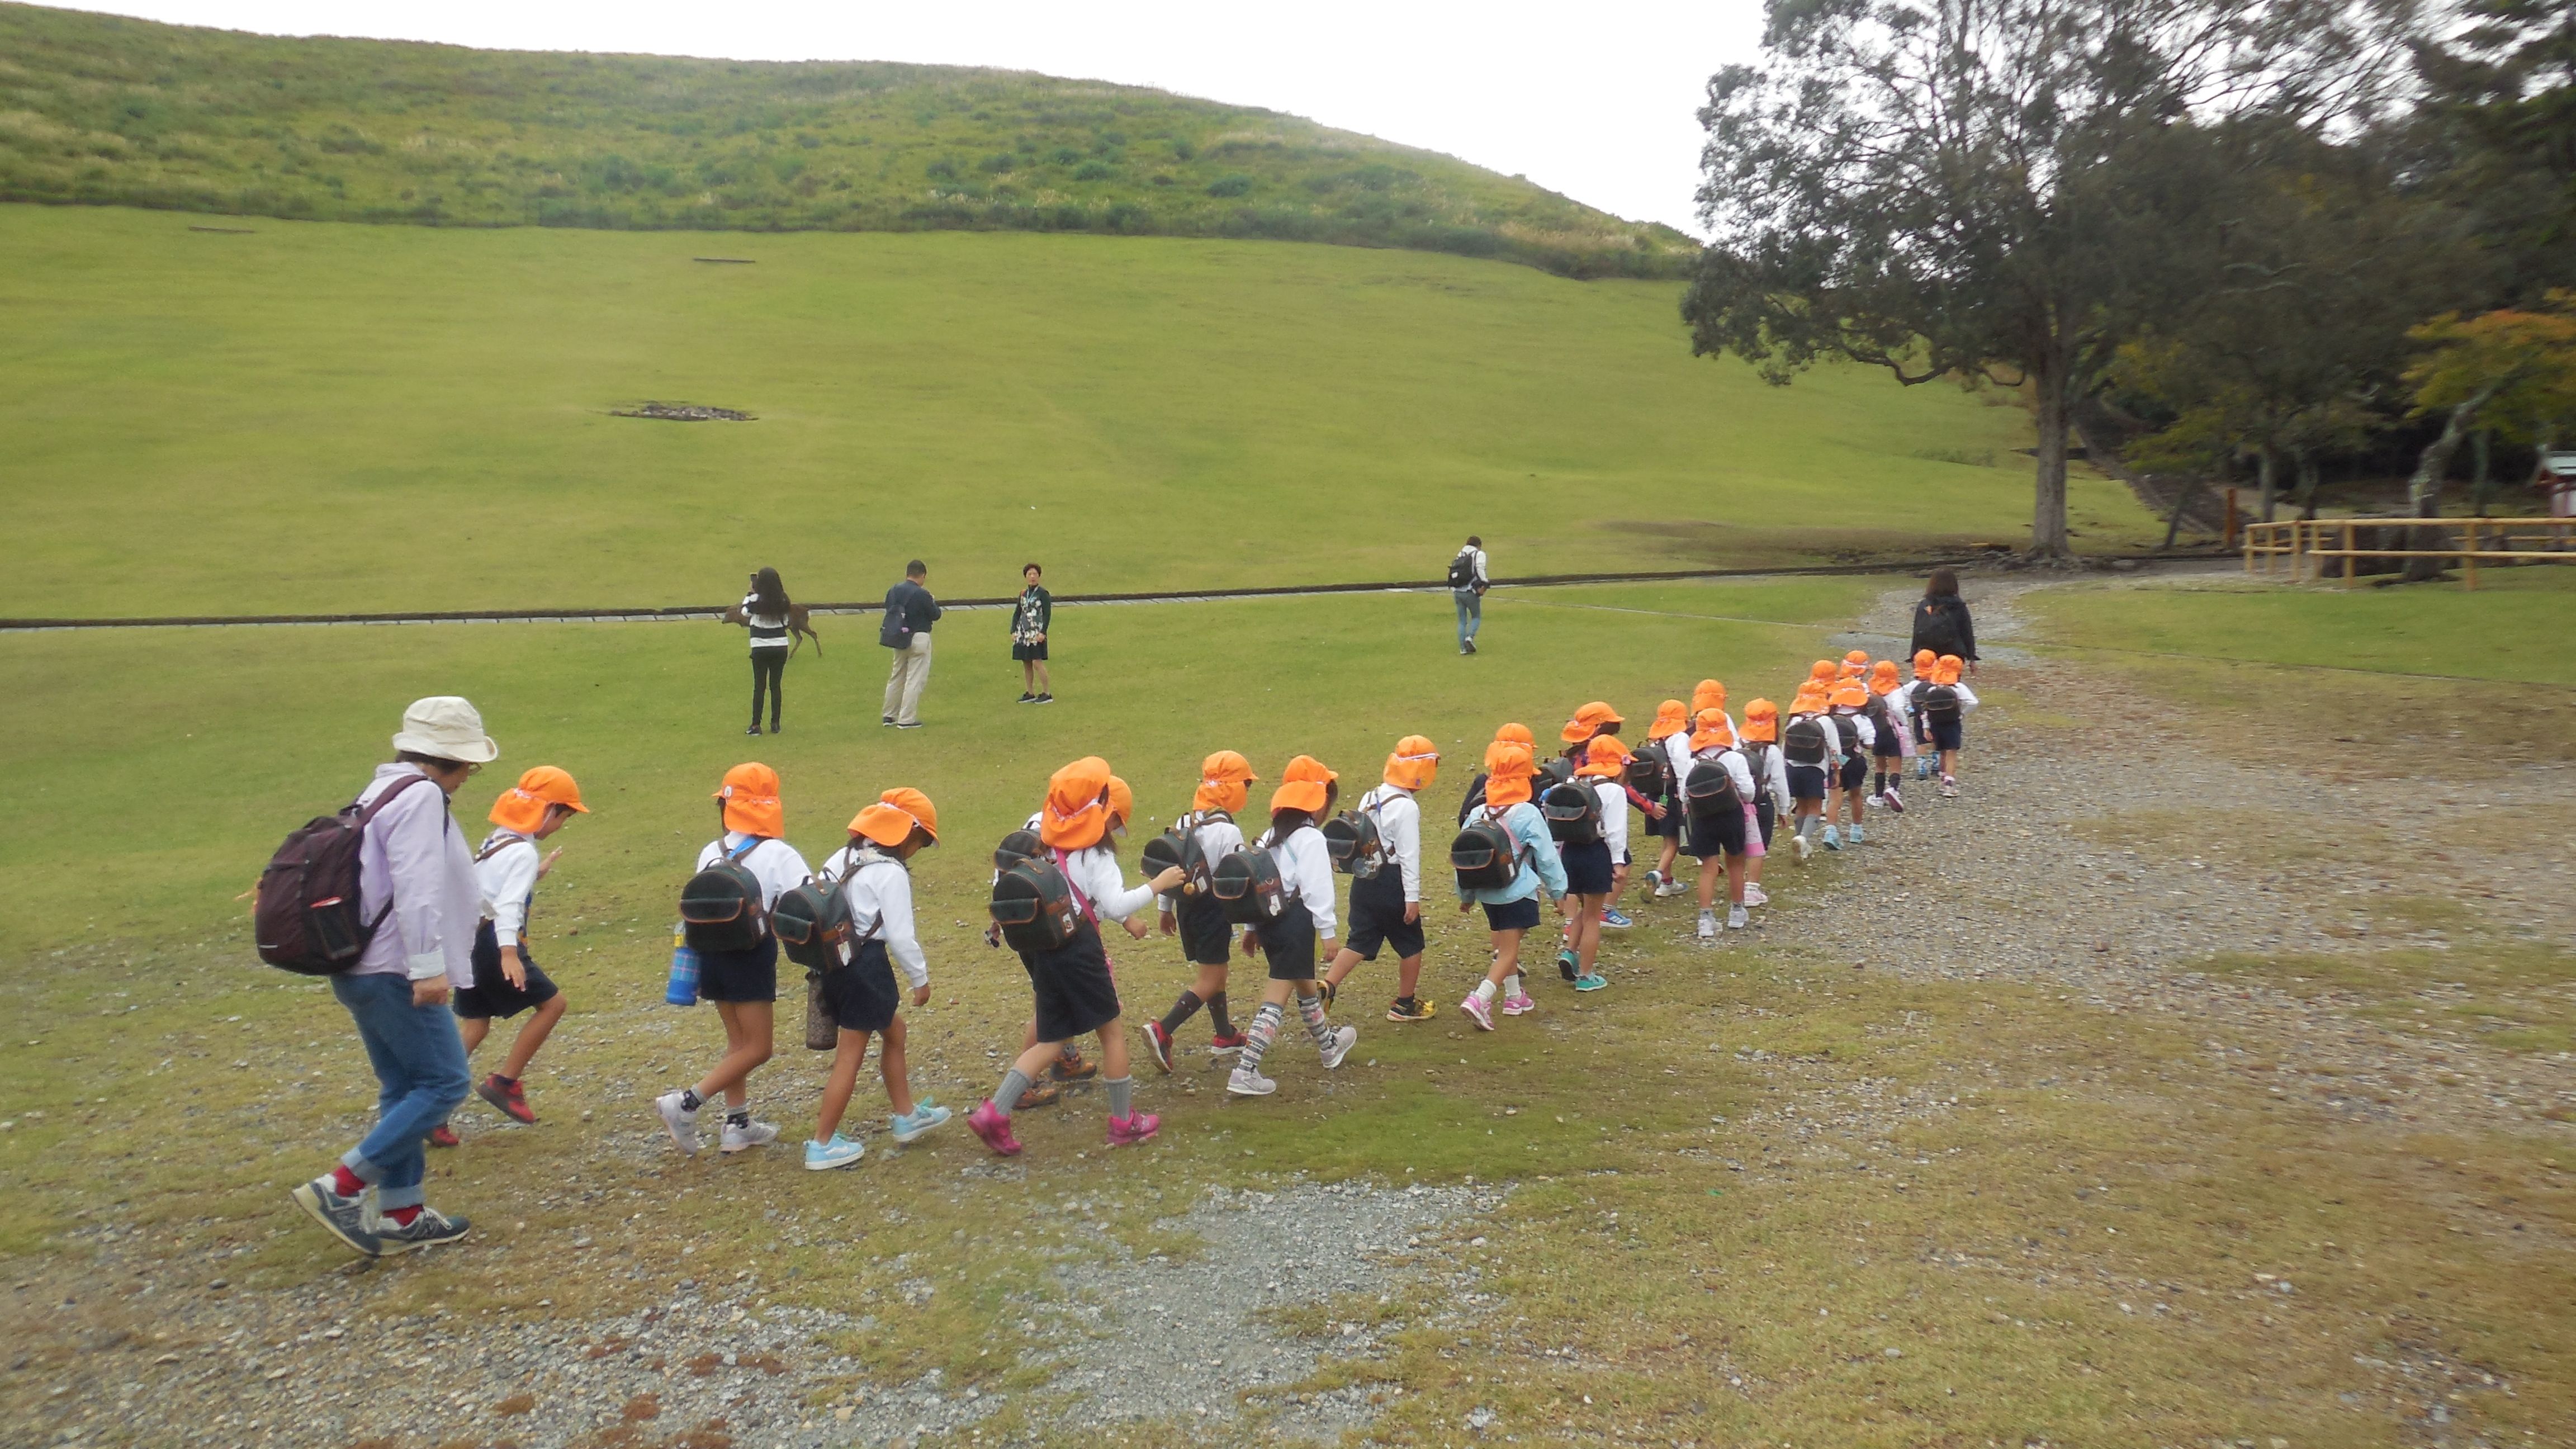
[[889, 1100, 952, 1144], [803, 1134, 865, 1172], [1848, 823, 1867, 845], [1821, 825, 1843, 851], [1573, 973, 1609, 992], [1600, 908, 1633, 930]]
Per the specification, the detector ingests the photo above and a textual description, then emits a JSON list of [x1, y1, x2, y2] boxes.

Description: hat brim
[[392, 730, 499, 764]]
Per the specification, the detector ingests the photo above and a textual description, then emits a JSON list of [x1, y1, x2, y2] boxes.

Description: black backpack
[[1456, 774, 1490, 826], [1863, 693, 1898, 745], [680, 837, 771, 953], [1447, 549, 1478, 589], [1827, 713, 1862, 755], [993, 828, 1044, 872], [1166, 811, 1234, 895], [774, 847, 886, 971], [1211, 845, 1286, 925], [1540, 779, 1603, 846], [1321, 807, 1386, 878], [1449, 807, 1525, 892], [1627, 747, 1673, 800], [254, 774, 439, 976], [1914, 598, 1963, 656], [989, 849, 1083, 952], [1920, 684, 1963, 724], [1782, 716, 1830, 768], [1684, 756, 1744, 818]]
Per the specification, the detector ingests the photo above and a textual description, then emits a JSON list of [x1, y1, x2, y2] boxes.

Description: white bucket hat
[[391, 695, 500, 764]]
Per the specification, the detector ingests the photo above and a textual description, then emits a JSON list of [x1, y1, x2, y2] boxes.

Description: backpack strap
[[474, 830, 530, 864], [352, 771, 443, 935], [1048, 847, 1097, 924]]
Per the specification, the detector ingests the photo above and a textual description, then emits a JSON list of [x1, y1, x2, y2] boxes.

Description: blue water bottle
[[665, 923, 701, 1007]]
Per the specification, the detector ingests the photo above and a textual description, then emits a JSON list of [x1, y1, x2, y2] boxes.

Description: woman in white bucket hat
[[288, 697, 496, 1258]]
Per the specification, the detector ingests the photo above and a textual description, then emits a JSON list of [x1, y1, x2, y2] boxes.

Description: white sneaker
[[1939, 775, 1959, 798], [1697, 910, 1717, 940], [719, 1118, 779, 1154], [1744, 884, 1769, 907], [1792, 834, 1813, 864], [1728, 905, 1749, 930], [653, 1091, 700, 1156], [1227, 1066, 1277, 1097], [1654, 879, 1688, 898], [1317, 1025, 1358, 1070]]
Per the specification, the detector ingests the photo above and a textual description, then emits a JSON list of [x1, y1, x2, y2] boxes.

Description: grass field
[[4, 575, 2572, 1447], [0, 4, 1689, 277], [0, 203, 2159, 619]]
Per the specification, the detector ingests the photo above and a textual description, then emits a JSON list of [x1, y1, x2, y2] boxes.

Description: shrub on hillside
[[1205, 173, 1253, 197]]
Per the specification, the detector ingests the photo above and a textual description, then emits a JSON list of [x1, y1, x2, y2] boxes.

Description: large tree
[[1683, 0, 2412, 555]]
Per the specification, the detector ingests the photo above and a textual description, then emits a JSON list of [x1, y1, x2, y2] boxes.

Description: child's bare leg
[[1655, 837, 1680, 884], [1322, 948, 1363, 991], [1094, 1018, 1131, 1079], [1696, 858, 1722, 911], [1575, 897, 1605, 973], [1726, 854, 1748, 905], [877, 1015, 915, 1117], [697, 1001, 775, 1107], [1488, 930, 1522, 988], [458, 1018, 492, 1055], [814, 1029, 873, 1142], [1394, 953, 1424, 1000], [498, 993, 565, 1081]]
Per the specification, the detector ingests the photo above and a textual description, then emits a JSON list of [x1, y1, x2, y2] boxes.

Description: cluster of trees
[[1683, 0, 2576, 556]]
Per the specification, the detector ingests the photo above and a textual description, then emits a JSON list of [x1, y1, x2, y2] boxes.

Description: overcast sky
[[78, 1, 1764, 233]]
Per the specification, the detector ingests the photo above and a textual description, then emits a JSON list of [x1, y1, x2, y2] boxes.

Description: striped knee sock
[[1296, 991, 1336, 1048], [1239, 1002, 1283, 1073]]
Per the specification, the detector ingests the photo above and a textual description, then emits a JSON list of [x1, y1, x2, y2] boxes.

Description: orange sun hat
[[1484, 742, 1537, 807], [490, 765, 588, 834], [1935, 654, 1965, 685], [1106, 775, 1135, 836], [1913, 648, 1937, 673], [1040, 756, 1114, 850], [1647, 699, 1689, 740], [1689, 707, 1737, 752], [1791, 683, 1830, 715], [1384, 736, 1442, 792], [851, 787, 939, 847], [1559, 700, 1624, 744], [1808, 660, 1838, 684], [1576, 733, 1632, 777], [1691, 679, 1726, 716], [714, 763, 783, 837], [1841, 649, 1871, 678], [1195, 750, 1258, 815], [1272, 754, 1337, 815], [1741, 698, 1779, 743], [1870, 660, 1901, 695], [1494, 722, 1536, 748], [1830, 679, 1868, 709]]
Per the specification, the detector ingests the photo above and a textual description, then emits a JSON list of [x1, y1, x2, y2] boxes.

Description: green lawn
[[0, 204, 2154, 618]]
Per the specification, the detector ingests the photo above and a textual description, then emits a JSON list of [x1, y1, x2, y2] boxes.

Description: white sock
[[1474, 979, 1499, 1003]]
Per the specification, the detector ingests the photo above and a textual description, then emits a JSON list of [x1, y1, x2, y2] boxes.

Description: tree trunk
[[2162, 476, 2199, 550], [2294, 452, 2322, 519], [2257, 448, 2277, 524], [2469, 429, 2494, 515], [2029, 359, 2072, 557], [2404, 387, 2503, 581]]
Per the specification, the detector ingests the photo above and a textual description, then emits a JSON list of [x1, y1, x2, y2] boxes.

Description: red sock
[[381, 1205, 420, 1227], [330, 1165, 365, 1198]]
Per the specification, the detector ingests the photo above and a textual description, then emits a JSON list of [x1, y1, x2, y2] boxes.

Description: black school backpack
[[1540, 779, 1603, 846], [1863, 692, 1898, 744], [1782, 715, 1830, 768], [1449, 806, 1525, 892], [680, 838, 771, 953], [1914, 598, 1963, 656], [1211, 845, 1286, 925], [254, 773, 439, 976], [1684, 755, 1744, 818], [989, 849, 1083, 952], [774, 846, 886, 972], [1627, 747, 1673, 800], [1447, 549, 1478, 589], [1321, 806, 1386, 878], [1920, 683, 1963, 724], [1828, 713, 1862, 755]]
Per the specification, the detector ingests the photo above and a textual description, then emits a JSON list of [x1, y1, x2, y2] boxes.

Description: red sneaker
[[966, 1100, 1022, 1157], [1106, 1111, 1161, 1147], [424, 1124, 461, 1149], [1209, 1030, 1249, 1058], [1142, 1021, 1176, 1075], [475, 1073, 537, 1125]]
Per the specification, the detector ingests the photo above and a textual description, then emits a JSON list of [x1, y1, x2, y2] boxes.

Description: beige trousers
[[883, 634, 933, 724]]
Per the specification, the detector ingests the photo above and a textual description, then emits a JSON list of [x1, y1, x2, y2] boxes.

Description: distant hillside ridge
[[0, 4, 1696, 278]]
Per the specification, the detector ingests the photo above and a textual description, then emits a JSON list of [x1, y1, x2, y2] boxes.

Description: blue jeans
[[1453, 589, 1483, 647], [330, 972, 470, 1210]]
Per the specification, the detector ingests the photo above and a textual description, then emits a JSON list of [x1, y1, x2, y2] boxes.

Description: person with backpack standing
[[1921, 654, 1981, 797], [1865, 660, 1915, 812], [1143, 751, 1258, 1069], [1448, 536, 1489, 655], [734, 567, 794, 736], [1318, 737, 1441, 1021], [1905, 650, 1941, 780], [1011, 563, 1055, 705], [968, 757, 1186, 1156], [1637, 699, 1690, 901], [1780, 682, 1842, 862], [1909, 568, 1980, 676], [1825, 678, 1879, 849], [435, 765, 587, 1144], [1554, 734, 1631, 991], [1680, 708, 1758, 941], [655, 763, 812, 1157], [880, 560, 941, 730], [286, 696, 494, 1258], [803, 789, 951, 1171], [1737, 699, 1792, 908], [1452, 743, 1566, 1030], [1227, 756, 1360, 1098]]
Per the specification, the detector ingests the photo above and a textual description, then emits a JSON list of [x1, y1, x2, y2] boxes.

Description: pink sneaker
[[1460, 993, 1495, 1031], [1106, 1112, 1161, 1147], [965, 1100, 1022, 1157], [1744, 884, 1769, 907], [1500, 992, 1537, 1016]]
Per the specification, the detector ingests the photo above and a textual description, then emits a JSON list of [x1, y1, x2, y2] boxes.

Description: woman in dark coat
[[1908, 567, 1978, 674]]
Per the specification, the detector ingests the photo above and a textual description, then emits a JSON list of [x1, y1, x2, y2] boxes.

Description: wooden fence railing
[[2243, 517, 2576, 589]]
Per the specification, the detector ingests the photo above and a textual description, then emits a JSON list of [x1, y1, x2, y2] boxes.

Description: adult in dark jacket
[[1011, 562, 1054, 704], [880, 560, 942, 728], [1908, 567, 1978, 673]]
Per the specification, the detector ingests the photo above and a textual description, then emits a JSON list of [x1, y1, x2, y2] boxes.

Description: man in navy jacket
[[881, 560, 942, 728]]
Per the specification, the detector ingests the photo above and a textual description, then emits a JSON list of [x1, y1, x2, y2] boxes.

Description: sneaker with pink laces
[[1500, 992, 1537, 1016], [1744, 884, 1769, 907], [1460, 992, 1495, 1031], [1106, 1112, 1161, 1147], [965, 1100, 1022, 1157]]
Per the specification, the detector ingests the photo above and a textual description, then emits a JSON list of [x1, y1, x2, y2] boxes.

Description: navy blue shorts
[[1019, 918, 1122, 1043], [1560, 839, 1615, 895], [1838, 757, 1869, 792], [820, 939, 901, 1035], [1173, 891, 1233, 968], [1929, 719, 1964, 752], [1254, 898, 1320, 982], [697, 936, 779, 1003], [1343, 869, 1424, 962], [1480, 896, 1541, 933], [1686, 805, 1746, 860], [455, 920, 560, 1020], [1786, 764, 1828, 803]]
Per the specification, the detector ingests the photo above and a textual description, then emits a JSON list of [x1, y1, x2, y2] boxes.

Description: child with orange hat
[[1678, 708, 1758, 939], [1920, 654, 1978, 797], [1736, 700, 1792, 908], [1228, 756, 1358, 1097], [1456, 722, 1538, 823], [1320, 737, 1442, 1023], [655, 764, 813, 1157], [1556, 702, 1653, 930], [967, 758, 1188, 1156], [1453, 742, 1568, 1029], [1557, 735, 1633, 989], [1638, 700, 1690, 900], [804, 789, 950, 1170], [1143, 751, 1257, 1070], [1779, 683, 1842, 864], [1824, 677, 1879, 849], [1864, 660, 1914, 813], [1907, 650, 1940, 780], [441, 766, 588, 1142]]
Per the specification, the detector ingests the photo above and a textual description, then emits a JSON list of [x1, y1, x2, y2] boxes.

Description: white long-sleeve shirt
[[1355, 785, 1423, 903], [823, 844, 928, 989], [695, 832, 812, 910], [352, 764, 480, 986], [474, 830, 542, 949], [1263, 823, 1340, 937], [1744, 742, 1793, 811], [1587, 778, 1631, 861]]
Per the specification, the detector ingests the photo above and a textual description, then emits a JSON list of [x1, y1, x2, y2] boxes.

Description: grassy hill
[[0, 2, 1694, 278], [0, 204, 2154, 618]]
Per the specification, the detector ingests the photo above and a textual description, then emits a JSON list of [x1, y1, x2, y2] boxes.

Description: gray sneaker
[[290, 1176, 381, 1257], [1317, 1025, 1358, 1070], [370, 1204, 469, 1254]]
